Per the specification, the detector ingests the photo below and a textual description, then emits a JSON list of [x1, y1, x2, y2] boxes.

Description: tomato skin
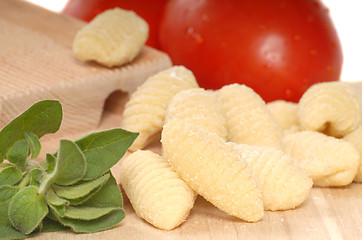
[[62, 0, 168, 49], [159, 0, 343, 102]]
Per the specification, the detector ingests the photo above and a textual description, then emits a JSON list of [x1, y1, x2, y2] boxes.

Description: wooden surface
[[1, 0, 362, 239], [0, 0, 172, 138]]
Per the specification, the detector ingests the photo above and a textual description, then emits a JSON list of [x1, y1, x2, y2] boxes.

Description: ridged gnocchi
[[166, 88, 227, 139], [162, 120, 264, 222], [229, 143, 312, 211], [119, 150, 195, 230], [73, 8, 148, 67], [282, 130, 359, 187], [343, 126, 362, 182], [298, 82, 361, 138], [266, 100, 299, 131], [121, 66, 199, 151], [217, 84, 282, 148]]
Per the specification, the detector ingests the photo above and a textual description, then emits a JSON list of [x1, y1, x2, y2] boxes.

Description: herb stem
[[38, 172, 55, 195], [18, 173, 31, 190]]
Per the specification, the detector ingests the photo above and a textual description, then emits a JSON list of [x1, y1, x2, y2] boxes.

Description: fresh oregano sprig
[[0, 100, 138, 239]]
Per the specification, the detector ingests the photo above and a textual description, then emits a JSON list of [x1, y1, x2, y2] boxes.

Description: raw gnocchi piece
[[73, 8, 148, 67], [166, 88, 227, 139], [229, 143, 312, 211], [121, 66, 199, 151], [298, 82, 361, 138], [217, 84, 282, 148], [282, 131, 359, 187], [162, 120, 264, 222], [266, 100, 299, 130], [119, 150, 195, 230], [344, 126, 362, 182]]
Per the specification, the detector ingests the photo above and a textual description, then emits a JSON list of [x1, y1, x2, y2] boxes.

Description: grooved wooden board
[[1, 1, 362, 240]]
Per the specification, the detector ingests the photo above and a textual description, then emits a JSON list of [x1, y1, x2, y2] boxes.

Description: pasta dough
[[266, 100, 299, 131], [162, 120, 264, 222], [73, 8, 148, 67], [166, 88, 227, 139], [230, 143, 312, 211], [217, 84, 282, 148], [119, 150, 195, 230], [343, 126, 362, 182], [121, 66, 199, 151], [282, 130, 359, 187], [298, 82, 361, 138]]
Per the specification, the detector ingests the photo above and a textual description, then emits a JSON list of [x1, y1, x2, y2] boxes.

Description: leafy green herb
[[0, 100, 62, 162], [44, 153, 56, 173], [57, 209, 125, 233], [64, 206, 119, 220], [75, 129, 138, 180], [5, 139, 29, 169], [52, 139, 87, 186], [8, 186, 48, 235], [40, 217, 69, 233], [45, 188, 69, 206], [0, 100, 137, 238], [24, 132, 41, 159], [0, 166, 22, 186], [52, 173, 109, 200]]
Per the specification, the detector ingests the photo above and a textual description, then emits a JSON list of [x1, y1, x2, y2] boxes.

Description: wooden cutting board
[[1, 1, 361, 239]]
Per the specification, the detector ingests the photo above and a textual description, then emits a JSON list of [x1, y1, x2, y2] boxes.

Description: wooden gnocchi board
[[1, 1, 362, 239]]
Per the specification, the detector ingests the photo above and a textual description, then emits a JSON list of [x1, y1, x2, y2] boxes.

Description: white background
[[25, 0, 362, 82]]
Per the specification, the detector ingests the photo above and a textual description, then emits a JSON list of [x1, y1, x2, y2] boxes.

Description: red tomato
[[159, 0, 343, 102], [62, 0, 168, 49]]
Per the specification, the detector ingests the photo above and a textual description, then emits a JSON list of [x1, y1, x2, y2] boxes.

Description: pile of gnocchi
[[119, 66, 362, 230], [70, 7, 361, 231]]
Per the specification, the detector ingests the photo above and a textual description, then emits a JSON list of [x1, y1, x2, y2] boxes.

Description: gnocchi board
[[1, 1, 362, 240]]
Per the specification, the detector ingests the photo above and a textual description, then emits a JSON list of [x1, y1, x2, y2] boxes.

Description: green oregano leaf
[[29, 168, 43, 183], [9, 186, 48, 235], [67, 185, 102, 205], [0, 100, 62, 162], [52, 173, 110, 200], [5, 139, 29, 169], [45, 188, 69, 206], [75, 129, 138, 180], [64, 206, 119, 220], [58, 209, 125, 233], [24, 132, 41, 159], [40, 217, 69, 232], [0, 162, 15, 168], [53, 139, 87, 186], [0, 186, 27, 240], [82, 173, 122, 208], [0, 185, 19, 203], [49, 204, 65, 218], [44, 154, 56, 174], [0, 166, 22, 186]]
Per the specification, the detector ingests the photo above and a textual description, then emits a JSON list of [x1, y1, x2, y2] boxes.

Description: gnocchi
[[266, 100, 299, 131], [73, 8, 148, 67], [166, 88, 227, 139], [298, 82, 361, 138], [162, 120, 264, 222], [217, 84, 282, 148], [343, 126, 362, 182], [282, 130, 359, 187], [121, 66, 199, 151], [229, 143, 312, 211], [119, 150, 195, 230]]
